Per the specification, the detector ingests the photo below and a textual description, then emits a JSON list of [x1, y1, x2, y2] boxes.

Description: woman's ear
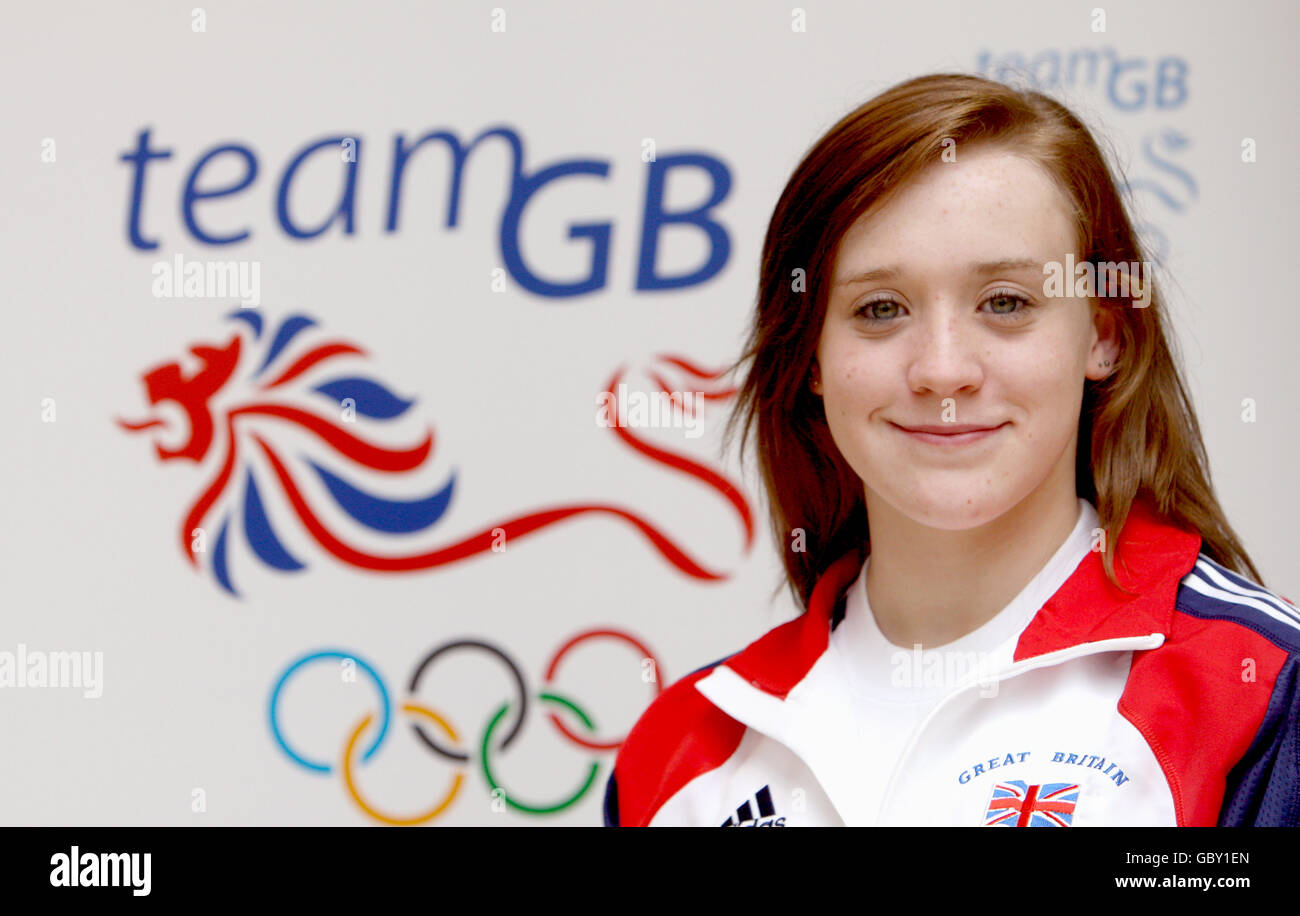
[[1085, 300, 1122, 381], [809, 360, 823, 395]]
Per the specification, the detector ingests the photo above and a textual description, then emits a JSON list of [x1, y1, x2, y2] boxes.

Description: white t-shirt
[[827, 496, 1100, 823]]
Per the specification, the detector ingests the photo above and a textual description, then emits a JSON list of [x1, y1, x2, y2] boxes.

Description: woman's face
[[814, 144, 1118, 531]]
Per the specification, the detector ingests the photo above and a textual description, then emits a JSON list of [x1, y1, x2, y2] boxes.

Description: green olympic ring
[[480, 692, 600, 815]]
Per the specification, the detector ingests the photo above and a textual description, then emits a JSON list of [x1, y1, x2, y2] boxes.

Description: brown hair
[[721, 72, 1265, 612]]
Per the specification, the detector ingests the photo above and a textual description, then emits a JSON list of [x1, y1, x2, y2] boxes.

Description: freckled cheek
[[827, 388, 890, 434], [829, 360, 887, 402], [1007, 359, 1084, 443], [1008, 349, 1074, 397]]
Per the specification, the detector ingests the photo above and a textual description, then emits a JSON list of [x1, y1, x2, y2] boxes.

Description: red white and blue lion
[[119, 311, 752, 597]]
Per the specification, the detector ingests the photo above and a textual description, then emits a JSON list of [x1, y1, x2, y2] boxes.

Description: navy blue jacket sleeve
[[602, 770, 620, 826], [1218, 653, 1300, 826]]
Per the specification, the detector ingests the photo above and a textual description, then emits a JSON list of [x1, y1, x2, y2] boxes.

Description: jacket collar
[[716, 495, 1203, 699], [1013, 496, 1201, 661]]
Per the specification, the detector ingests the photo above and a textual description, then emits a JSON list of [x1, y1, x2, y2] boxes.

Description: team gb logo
[[117, 311, 753, 597]]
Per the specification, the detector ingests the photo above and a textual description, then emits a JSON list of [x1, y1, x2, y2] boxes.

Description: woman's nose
[[905, 309, 984, 396]]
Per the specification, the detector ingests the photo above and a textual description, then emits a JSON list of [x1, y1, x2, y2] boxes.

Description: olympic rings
[[267, 628, 661, 824], [481, 693, 600, 815], [543, 629, 662, 750], [343, 703, 463, 826], [269, 650, 390, 773], [407, 640, 527, 762]]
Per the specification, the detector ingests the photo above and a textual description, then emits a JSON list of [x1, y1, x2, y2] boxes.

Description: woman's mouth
[[890, 421, 1009, 446]]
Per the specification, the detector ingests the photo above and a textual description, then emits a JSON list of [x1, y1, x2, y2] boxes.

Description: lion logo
[[118, 311, 752, 596]]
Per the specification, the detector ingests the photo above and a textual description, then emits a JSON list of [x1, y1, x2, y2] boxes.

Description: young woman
[[603, 73, 1300, 827]]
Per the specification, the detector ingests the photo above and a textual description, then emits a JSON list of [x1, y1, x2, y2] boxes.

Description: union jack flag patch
[[983, 780, 1080, 826]]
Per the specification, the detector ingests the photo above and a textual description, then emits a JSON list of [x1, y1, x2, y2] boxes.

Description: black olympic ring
[[406, 640, 528, 762]]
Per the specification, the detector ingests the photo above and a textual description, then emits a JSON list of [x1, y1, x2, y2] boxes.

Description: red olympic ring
[[542, 628, 663, 750]]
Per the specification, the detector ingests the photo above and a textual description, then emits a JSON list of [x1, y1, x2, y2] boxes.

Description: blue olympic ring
[[269, 650, 391, 774]]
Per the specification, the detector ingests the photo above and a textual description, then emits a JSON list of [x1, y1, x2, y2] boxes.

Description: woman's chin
[[879, 484, 1021, 532]]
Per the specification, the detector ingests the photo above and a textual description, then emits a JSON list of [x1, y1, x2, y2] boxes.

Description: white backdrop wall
[[1, 0, 1296, 825]]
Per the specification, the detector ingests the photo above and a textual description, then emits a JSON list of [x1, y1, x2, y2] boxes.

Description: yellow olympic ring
[[342, 702, 464, 826]]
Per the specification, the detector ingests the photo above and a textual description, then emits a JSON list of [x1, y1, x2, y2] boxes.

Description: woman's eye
[[983, 290, 1033, 319], [853, 299, 903, 323]]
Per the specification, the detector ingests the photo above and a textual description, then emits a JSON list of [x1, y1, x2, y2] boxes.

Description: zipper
[[873, 632, 1166, 825]]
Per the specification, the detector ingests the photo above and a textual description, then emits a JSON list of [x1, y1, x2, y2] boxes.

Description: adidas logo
[[720, 785, 786, 827]]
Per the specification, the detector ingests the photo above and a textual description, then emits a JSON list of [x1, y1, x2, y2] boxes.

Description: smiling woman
[[604, 73, 1300, 828], [812, 144, 1117, 647]]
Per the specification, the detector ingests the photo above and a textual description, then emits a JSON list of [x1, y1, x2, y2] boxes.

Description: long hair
[[722, 72, 1265, 612]]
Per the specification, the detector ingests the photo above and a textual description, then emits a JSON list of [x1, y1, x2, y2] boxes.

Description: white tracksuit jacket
[[603, 496, 1300, 827]]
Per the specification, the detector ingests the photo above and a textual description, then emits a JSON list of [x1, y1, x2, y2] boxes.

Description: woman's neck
[[862, 485, 1082, 650]]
